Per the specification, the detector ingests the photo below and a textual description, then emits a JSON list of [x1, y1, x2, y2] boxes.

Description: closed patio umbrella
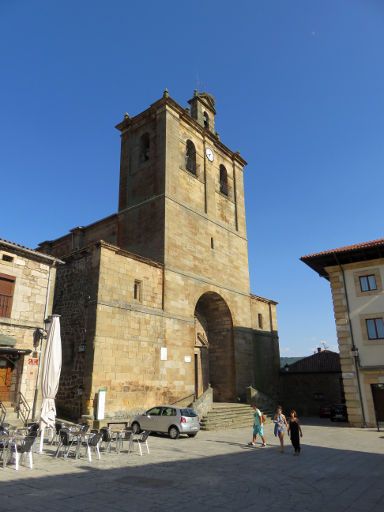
[[39, 315, 62, 452]]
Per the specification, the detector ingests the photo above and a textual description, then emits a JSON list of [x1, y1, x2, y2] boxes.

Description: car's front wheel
[[168, 426, 180, 439], [131, 422, 141, 434]]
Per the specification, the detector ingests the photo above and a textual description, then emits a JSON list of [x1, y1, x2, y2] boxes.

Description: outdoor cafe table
[[55, 428, 94, 459]]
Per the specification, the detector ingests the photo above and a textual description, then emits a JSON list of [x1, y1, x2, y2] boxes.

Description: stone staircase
[[0, 401, 26, 428], [200, 402, 274, 431]]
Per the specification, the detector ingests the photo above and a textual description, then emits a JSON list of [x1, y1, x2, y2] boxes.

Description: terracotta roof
[[301, 238, 384, 260], [250, 294, 278, 305], [0, 238, 64, 264], [301, 237, 384, 278], [283, 350, 341, 373]]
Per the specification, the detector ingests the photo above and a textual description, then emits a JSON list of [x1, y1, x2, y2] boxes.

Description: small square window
[[359, 275, 377, 292], [2, 255, 13, 263], [366, 318, 384, 340], [133, 280, 142, 302]]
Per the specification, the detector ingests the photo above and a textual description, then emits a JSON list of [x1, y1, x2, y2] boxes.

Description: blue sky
[[1, 1, 383, 356]]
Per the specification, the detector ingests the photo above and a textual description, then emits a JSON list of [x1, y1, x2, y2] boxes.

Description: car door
[[142, 406, 163, 431], [159, 407, 177, 432]]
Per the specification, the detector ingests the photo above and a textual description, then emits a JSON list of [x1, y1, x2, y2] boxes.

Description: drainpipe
[[334, 255, 367, 427]]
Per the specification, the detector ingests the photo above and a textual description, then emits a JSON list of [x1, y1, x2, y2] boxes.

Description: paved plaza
[[1, 420, 384, 512]]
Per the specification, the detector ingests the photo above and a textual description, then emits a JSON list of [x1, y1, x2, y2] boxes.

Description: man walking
[[248, 404, 266, 447]]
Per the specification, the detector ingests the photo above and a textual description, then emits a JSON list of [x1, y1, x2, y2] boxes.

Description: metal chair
[[129, 430, 150, 456], [79, 423, 90, 434], [0, 434, 10, 469], [84, 432, 103, 462], [27, 423, 40, 435], [50, 421, 65, 445], [99, 427, 114, 453], [12, 433, 38, 470], [55, 428, 79, 458], [100, 427, 126, 453]]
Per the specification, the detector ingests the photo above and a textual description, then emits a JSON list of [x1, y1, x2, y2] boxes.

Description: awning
[[0, 346, 32, 356]]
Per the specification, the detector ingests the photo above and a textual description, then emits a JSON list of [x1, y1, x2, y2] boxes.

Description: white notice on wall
[[160, 347, 168, 361], [96, 388, 106, 420], [184, 355, 191, 363]]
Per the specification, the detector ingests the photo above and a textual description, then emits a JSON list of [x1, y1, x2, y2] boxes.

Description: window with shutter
[[0, 273, 15, 318]]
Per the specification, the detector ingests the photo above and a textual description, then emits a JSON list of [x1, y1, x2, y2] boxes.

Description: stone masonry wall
[[0, 245, 57, 412], [88, 244, 166, 417], [250, 296, 280, 400], [327, 267, 364, 426], [53, 248, 99, 420]]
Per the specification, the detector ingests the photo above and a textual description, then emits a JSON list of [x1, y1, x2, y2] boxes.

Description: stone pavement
[[1, 419, 384, 512]]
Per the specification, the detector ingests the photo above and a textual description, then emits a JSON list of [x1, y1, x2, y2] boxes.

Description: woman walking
[[288, 410, 303, 455], [273, 406, 288, 453], [247, 404, 266, 447]]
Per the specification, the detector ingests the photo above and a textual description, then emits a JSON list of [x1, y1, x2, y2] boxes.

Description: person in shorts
[[273, 405, 288, 453], [248, 404, 266, 447]]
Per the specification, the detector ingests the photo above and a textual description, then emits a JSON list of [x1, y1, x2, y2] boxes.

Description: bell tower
[[188, 90, 216, 132], [115, 90, 249, 296]]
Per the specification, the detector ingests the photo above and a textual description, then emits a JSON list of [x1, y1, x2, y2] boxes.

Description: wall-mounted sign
[[160, 347, 168, 361], [342, 372, 355, 379], [96, 388, 106, 420], [184, 355, 191, 363], [27, 358, 39, 366]]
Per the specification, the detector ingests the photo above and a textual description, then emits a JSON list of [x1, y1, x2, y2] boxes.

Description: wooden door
[[371, 384, 384, 423], [0, 359, 13, 401]]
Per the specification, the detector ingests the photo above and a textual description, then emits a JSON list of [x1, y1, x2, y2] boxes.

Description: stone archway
[[194, 292, 236, 402]]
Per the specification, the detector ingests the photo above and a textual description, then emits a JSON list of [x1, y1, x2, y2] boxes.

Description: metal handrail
[[170, 393, 195, 406], [16, 392, 31, 426], [0, 400, 6, 424]]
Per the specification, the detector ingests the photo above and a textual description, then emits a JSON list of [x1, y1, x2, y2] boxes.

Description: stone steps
[[0, 401, 26, 428], [200, 403, 273, 431]]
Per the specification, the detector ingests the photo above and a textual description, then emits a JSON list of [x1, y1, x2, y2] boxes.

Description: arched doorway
[[194, 292, 236, 402]]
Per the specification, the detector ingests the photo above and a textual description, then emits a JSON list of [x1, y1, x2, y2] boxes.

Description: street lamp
[[351, 346, 359, 360]]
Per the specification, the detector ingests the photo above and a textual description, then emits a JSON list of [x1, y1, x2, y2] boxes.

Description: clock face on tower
[[205, 147, 214, 162]]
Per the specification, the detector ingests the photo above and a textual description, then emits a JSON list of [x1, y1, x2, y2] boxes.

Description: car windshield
[[180, 408, 197, 417]]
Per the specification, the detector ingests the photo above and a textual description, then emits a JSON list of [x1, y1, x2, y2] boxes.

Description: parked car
[[319, 405, 332, 418], [330, 404, 348, 422], [131, 406, 200, 439]]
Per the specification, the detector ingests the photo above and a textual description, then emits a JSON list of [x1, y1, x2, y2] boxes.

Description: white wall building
[[302, 238, 384, 427]]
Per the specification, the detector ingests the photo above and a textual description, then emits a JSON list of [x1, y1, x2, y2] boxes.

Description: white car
[[131, 406, 200, 439]]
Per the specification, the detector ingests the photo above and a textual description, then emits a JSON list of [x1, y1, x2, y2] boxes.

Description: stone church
[[38, 90, 280, 420]]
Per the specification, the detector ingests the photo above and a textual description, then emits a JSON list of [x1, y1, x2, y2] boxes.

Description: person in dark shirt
[[287, 410, 303, 455]]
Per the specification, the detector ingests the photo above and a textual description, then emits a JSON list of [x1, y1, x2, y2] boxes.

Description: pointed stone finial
[[124, 112, 130, 119], [163, 88, 169, 98], [193, 89, 198, 97]]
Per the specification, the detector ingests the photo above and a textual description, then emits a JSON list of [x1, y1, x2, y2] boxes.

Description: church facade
[[39, 91, 279, 420]]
